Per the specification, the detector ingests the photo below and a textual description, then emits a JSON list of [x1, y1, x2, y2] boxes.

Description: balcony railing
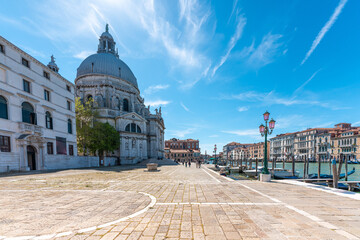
[[18, 122, 43, 135]]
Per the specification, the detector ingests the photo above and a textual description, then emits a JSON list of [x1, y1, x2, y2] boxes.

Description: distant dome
[[101, 31, 113, 40], [77, 53, 138, 88], [76, 24, 138, 88]]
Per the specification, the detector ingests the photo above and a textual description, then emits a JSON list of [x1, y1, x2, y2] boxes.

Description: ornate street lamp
[[259, 111, 276, 175]]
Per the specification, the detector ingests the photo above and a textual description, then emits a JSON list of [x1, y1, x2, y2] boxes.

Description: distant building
[[270, 122, 360, 162], [164, 138, 200, 162], [223, 142, 253, 162], [0, 36, 77, 172]]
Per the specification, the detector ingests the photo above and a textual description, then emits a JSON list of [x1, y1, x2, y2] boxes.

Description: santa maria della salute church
[[75, 25, 165, 164], [0, 24, 164, 173]]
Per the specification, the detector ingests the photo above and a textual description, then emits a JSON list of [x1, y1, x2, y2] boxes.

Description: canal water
[[266, 162, 360, 180]]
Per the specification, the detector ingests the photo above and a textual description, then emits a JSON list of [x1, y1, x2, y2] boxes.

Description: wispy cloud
[[301, 0, 348, 65], [74, 50, 94, 60], [353, 121, 360, 126], [293, 69, 321, 95], [222, 128, 258, 136], [144, 100, 171, 107], [237, 106, 249, 112], [223, 90, 348, 110], [169, 127, 195, 138], [209, 134, 219, 138], [241, 33, 285, 69], [180, 102, 190, 112], [144, 84, 170, 95], [211, 14, 246, 77]]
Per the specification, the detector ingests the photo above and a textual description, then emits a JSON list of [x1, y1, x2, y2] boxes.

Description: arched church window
[[131, 123, 136, 132], [91, 63, 94, 73], [0, 95, 8, 119], [22, 102, 36, 124], [123, 99, 129, 112], [125, 123, 141, 133], [45, 111, 53, 129]]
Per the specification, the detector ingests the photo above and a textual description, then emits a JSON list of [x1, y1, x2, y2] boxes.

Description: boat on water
[[308, 167, 355, 179], [347, 160, 360, 164], [272, 168, 300, 179], [243, 168, 261, 177], [244, 167, 300, 179]]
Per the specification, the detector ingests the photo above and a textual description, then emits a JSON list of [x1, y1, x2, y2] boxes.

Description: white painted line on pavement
[[156, 202, 282, 206], [232, 179, 359, 239], [201, 168, 221, 183], [274, 179, 360, 201], [205, 167, 234, 182]]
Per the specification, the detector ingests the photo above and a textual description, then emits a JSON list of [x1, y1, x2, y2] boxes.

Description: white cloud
[[237, 106, 249, 112], [209, 134, 219, 138], [211, 14, 246, 77], [224, 90, 347, 110], [144, 84, 169, 95], [169, 127, 195, 138], [293, 69, 321, 95], [352, 121, 360, 126], [301, 0, 348, 65], [144, 100, 171, 107], [180, 102, 190, 112], [222, 129, 259, 136], [242, 33, 285, 69], [74, 50, 94, 60]]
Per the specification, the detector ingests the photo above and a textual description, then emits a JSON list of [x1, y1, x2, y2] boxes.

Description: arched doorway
[[27, 145, 36, 170]]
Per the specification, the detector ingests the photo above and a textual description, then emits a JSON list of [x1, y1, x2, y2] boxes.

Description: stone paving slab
[[0, 163, 359, 239]]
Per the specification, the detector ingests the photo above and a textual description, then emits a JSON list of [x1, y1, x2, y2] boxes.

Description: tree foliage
[[76, 97, 119, 156]]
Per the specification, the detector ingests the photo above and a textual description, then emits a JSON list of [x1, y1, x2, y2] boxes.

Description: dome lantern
[[97, 24, 118, 57]]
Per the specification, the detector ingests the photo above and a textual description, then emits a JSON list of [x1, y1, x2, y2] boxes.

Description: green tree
[[75, 97, 97, 155], [76, 97, 120, 161], [88, 122, 120, 159]]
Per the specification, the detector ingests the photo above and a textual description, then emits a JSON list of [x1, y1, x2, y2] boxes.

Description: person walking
[[189, 160, 191, 167], [185, 161, 188, 167]]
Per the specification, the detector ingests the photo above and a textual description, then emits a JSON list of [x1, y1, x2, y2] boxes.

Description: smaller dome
[[47, 55, 59, 72], [101, 31, 113, 40]]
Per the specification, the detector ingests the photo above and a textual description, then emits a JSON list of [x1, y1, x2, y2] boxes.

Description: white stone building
[[75, 25, 165, 164], [270, 132, 296, 161], [0, 36, 77, 172]]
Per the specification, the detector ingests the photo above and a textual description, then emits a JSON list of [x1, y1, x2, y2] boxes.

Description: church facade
[[75, 25, 165, 164]]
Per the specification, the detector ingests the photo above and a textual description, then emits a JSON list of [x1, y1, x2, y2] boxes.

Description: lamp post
[[259, 111, 276, 175]]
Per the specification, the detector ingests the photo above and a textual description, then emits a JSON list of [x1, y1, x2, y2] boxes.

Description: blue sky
[[1, 0, 360, 154]]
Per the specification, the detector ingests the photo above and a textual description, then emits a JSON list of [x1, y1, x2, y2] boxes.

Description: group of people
[[180, 159, 202, 168]]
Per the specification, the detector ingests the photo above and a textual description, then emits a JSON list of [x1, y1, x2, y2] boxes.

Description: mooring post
[[292, 155, 295, 176], [338, 155, 343, 178], [317, 155, 321, 179], [332, 159, 338, 188], [303, 156, 307, 179], [255, 158, 258, 177], [345, 155, 348, 181]]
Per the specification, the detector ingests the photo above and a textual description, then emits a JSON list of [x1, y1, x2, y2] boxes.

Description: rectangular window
[[69, 145, 74, 156], [0, 44, 4, 54], [44, 89, 50, 101], [67, 101, 71, 110], [0, 135, 11, 152], [56, 137, 67, 155], [43, 71, 50, 80], [66, 85, 71, 92], [23, 79, 30, 93], [22, 58, 29, 68], [47, 142, 53, 155]]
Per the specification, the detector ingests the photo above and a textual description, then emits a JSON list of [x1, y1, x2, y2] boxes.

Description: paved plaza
[[0, 161, 360, 240]]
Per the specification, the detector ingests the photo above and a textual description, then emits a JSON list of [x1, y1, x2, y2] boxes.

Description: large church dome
[[76, 24, 138, 88]]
